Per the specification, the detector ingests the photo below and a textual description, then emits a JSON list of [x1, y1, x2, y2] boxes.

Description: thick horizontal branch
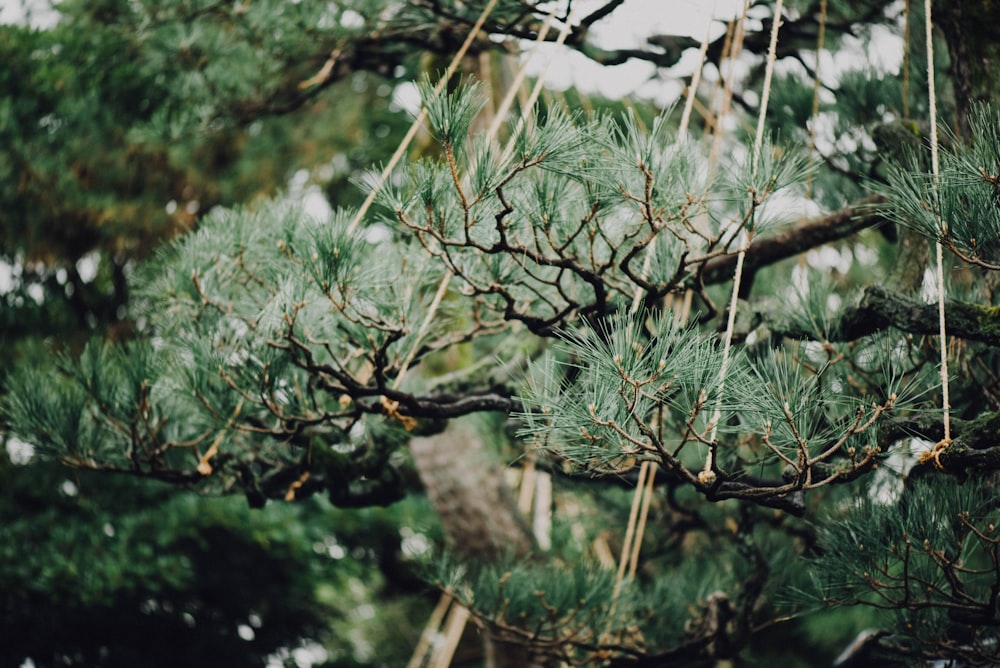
[[702, 196, 887, 286], [543, 460, 807, 515], [881, 410, 1000, 476], [841, 287, 1000, 347], [767, 285, 1000, 347], [375, 388, 521, 419]]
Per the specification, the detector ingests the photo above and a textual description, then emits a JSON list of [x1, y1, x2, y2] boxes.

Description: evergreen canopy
[[5, 0, 1000, 665]]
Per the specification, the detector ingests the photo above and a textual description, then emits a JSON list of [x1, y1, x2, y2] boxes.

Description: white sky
[[0, 0, 58, 27], [529, 0, 744, 102], [0, 0, 734, 30], [0, 0, 902, 102], [527, 0, 902, 104]]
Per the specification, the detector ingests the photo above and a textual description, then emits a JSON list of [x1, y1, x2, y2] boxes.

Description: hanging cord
[[405, 593, 455, 668], [709, 1, 751, 169], [343, 0, 507, 415], [396, 10, 573, 393], [395, 11, 559, 387], [805, 0, 827, 198], [677, 5, 717, 148], [702, 0, 784, 484], [920, 0, 952, 466], [426, 603, 472, 668], [494, 17, 575, 164], [508, 48, 557, 554], [484, 10, 557, 140], [627, 449, 659, 577], [626, 4, 714, 317], [704, 16, 735, 137], [347, 0, 500, 234], [750, 1, 784, 176]]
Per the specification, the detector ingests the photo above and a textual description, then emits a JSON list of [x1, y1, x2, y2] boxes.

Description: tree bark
[[410, 421, 534, 561], [761, 284, 1000, 347], [410, 420, 545, 667]]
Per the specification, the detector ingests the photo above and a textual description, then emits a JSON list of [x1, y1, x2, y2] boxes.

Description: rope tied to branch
[[920, 0, 953, 468], [703, 0, 784, 484]]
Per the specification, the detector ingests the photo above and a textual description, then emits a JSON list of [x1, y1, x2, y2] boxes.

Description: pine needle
[[347, 0, 501, 235]]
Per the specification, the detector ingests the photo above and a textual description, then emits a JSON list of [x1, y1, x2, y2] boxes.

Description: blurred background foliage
[[0, 442, 443, 667], [0, 2, 429, 665]]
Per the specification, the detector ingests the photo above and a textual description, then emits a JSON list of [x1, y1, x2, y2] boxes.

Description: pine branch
[[578, 0, 627, 29], [545, 462, 807, 514], [375, 387, 520, 419]]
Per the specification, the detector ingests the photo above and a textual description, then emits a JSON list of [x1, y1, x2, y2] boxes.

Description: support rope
[[609, 1, 718, 630], [400, 11, 576, 395], [903, 0, 911, 118], [405, 593, 455, 668], [703, 0, 784, 483], [709, 2, 750, 169], [922, 0, 952, 465], [485, 10, 557, 140], [677, 5, 717, 146]]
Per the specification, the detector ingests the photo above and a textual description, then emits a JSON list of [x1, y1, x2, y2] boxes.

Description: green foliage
[[0, 442, 440, 667], [0, 0, 423, 363], [836, 69, 904, 127], [881, 105, 1000, 267], [519, 305, 916, 499], [419, 75, 488, 150], [765, 72, 823, 136], [0, 453, 324, 667], [808, 476, 1000, 657], [3, 199, 449, 499], [6, 0, 1000, 665], [431, 555, 624, 654], [519, 309, 729, 471]]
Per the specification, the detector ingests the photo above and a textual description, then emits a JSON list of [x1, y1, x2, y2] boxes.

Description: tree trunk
[[410, 420, 534, 561], [410, 420, 546, 667]]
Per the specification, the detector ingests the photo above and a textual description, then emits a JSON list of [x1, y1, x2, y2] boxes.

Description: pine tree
[[5, 1, 1000, 665]]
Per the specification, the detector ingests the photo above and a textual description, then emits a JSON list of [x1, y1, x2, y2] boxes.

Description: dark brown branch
[[378, 388, 520, 418], [766, 285, 1000, 347], [578, 0, 627, 29], [566, 3, 892, 73], [542, 459, 808, 515], [880, 410, 1000, 476], [842, 287, 1000, 347], [701, 196, 887, 286]]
